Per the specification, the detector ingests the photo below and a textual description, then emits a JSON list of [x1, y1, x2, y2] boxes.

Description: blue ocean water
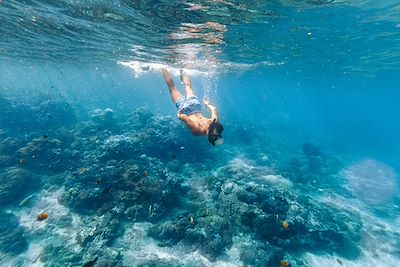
[[1, 0, 400, 266]]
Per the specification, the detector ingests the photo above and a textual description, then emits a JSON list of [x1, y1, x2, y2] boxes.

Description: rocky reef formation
[[0, 212, 28, 255], [0, 101, 368, 266], [0, 167, 40, 206], [0, 93, 77, 136], [147, 157, 362, 265]]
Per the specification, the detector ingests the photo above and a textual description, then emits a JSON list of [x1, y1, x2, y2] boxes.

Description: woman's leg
[[162, 68, 182, 102], [180, 70, 196, 98]]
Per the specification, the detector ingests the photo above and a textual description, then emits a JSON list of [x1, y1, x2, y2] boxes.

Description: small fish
[[104, 12, 123, 20], [275, 214, 279, 221], [96, 178, 102, 185], [19, 159, 25, 166], [82, 256, 98, 267], [143, 170, 148, 177], [102, 184, 112, 194], [79, 168, 87, 175], [42, 134, 48, 138], [19, 193, 36, 206], [280, 260, 290, 267], [336, 258, 343, 265], [33, 251, 43, 263], [282, 221, 289, 229], [37, 213, 49, 221], [189, 216, 195, 225]]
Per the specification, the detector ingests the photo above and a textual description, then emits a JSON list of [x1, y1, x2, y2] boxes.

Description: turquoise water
[[1, 1, 400, 266]]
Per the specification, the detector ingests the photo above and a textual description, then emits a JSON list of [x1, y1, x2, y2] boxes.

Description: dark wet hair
[[208, 119, 224, 145]]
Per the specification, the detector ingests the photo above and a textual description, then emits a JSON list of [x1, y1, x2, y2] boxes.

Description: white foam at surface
[[119, 59, 283, 78]]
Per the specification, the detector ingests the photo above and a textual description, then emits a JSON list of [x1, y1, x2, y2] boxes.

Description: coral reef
[[0, 104, 375, 266], [0, 212, 28, 254], [0, 167, 39, 206], [0, 93, 76, 135]]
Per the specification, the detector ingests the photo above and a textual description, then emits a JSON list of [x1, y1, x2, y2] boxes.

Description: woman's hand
[[203, 96, 210, 106], [177, 111, 185, 120]]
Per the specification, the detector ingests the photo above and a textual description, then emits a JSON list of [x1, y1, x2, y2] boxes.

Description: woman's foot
[[180, 69, 190, 85]]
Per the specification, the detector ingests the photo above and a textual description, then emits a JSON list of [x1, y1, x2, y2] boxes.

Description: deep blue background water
[[1, 60, 399, 171]]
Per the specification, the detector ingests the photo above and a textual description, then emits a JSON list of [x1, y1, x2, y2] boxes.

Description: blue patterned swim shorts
[[175, 96, 202, 115]]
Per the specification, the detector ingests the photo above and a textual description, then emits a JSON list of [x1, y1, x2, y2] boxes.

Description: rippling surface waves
[[1, 0, 400, 74]]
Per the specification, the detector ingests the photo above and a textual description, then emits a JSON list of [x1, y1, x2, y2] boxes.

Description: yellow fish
[[282, 221, 289, 229], [280, 260, 289, 267]]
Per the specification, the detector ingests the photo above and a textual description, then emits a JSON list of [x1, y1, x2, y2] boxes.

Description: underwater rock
[[0, 155, 14, 168], [148, 213, 233, 261], [284, 143, 341, 186], [120, 164, 142, 186], [147, 218, 191, 246], [200, 216, 233, 261], [0, 167, 38, 206], [124, 107, 154, 130], [207, 160, 362, 260], [59, 185, 113, 215], [123, 108, 208, 161], [236, 188, 258, 204], [41, 242, 82, 266], [99, 134, 141, 160], [0, 137, 25, 167], [90, 108, 120, 132], [35, 98, 77, 127], [184, 228, 206, 245], [84, 188, 111, 212], [119, 171, 184, 221], [0, 212, 28, 254], [0, 94, 76, 135], [17, 136, 71, 172], [124, 205, 145, 221], [302, 142, 322, 158], [76, 214, 121, 248], [133, 259, 184, 267], [218, 188, 249, 223], [60, 150, 184, 220], [239, 242, 282, 266], [259, 194, 289, 215], [55, 214, 73, 228], [343, 159, 398, 205], [94, 257, 123, 267], [220, 181, 238, 194]]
